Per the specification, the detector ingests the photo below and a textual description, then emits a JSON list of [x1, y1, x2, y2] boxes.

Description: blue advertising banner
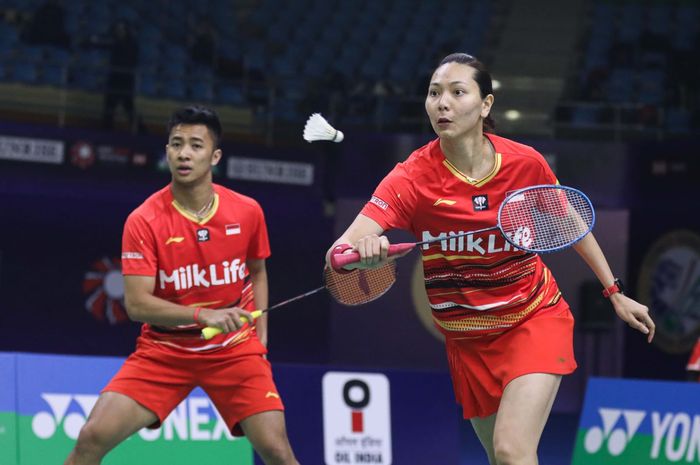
[[572, 377, 700, 464], [0, 353, 17, 465], [2, 352, 459, 465], [14, 353, 252, 465]]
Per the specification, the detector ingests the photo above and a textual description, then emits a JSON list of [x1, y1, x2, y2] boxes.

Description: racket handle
[[200, 310, 263, 340], [330, 243, 416, 270]]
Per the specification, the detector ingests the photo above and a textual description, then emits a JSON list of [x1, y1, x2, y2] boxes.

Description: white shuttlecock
[[303, 113, 344, 143]]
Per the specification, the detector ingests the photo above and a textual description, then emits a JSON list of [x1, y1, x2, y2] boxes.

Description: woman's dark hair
[[437, 53, 496, 133], [167, 105, 222, 147]]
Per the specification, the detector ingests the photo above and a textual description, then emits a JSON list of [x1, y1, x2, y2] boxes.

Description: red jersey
[[121, 183, 270, 352], [361, 134, 566, 337]]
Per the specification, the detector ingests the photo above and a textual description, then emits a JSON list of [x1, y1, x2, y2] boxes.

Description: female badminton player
[[327, 53, 655, 465]]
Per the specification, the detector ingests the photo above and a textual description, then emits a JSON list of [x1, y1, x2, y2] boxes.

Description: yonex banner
[[2, 353, 459, 464], [13, 353, 252, 465], [572, 377, 700, 465], [0, 353, 17, 465]]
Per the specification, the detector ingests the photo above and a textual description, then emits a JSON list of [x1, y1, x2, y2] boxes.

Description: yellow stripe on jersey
[[422, 253, 501, 262], [432, 268, 552, 332], [433, 289, 545, 332], [171, 194, 220, 225], [442, 153, 502, 187], [188, 300, 224, 308], [153, 326, 252, 352]]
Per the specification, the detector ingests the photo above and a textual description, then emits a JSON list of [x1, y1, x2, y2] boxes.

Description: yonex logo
[[32, 393, 98, 440], [32, 393, 236, 442], [584, 408, 646, 456]]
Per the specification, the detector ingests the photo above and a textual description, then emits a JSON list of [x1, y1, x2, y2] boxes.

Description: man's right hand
[[198, 306, 254, 333]]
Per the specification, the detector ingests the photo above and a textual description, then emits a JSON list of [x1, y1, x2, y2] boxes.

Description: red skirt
[[445, 301, 577, 419]]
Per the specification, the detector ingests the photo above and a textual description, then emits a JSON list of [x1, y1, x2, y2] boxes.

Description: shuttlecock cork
[[303, 113, 344, 143]]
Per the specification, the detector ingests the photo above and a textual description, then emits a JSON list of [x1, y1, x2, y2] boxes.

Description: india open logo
[[584, 408, 646, 456], [83, 256, 128, 324]]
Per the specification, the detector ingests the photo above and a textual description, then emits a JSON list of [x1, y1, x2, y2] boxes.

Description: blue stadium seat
[[190, 80, 214, 102], [571, 106, 600, 127], [218, 84, 245, 105], [41, 64, 67, 87], [137, 72, 159, 97], [664, 107, 690, 133], [162, 79, 186, 99], [606, 68, 636, 103], [11, 62, 38, 83]]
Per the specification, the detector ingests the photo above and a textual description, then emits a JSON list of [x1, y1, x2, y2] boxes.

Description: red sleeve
[[537, 151, 565, 214], [247, 202, 271, 260], [536, 152, 558, 186], [121, 212, 158, 276], [359, 164, 417, 231]]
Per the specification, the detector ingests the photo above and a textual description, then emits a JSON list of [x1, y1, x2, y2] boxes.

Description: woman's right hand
[[352, 234, 391, 268]]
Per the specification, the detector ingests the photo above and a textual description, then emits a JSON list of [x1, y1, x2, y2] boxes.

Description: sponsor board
[[637, 230, 700, 353], [14, 353, 252, 465], [572, 377, 700, 464], [323, 372, 392, 464], [0, 354, 17, 465], [0, 135, 64, 164], [227, 157, 314, 186]]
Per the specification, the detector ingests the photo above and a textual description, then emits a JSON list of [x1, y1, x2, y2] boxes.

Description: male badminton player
[[65, 106, 299, 465], [327, 53, 655, 465]]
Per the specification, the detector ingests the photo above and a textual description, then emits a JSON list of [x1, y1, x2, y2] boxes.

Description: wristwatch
[[602, 278, 624, 298]]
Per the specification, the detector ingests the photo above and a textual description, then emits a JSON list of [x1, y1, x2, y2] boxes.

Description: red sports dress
[[361, 134, 577, 418], [105, 183, 283, 435]]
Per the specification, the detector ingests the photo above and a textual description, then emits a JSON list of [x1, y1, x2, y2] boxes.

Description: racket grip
[[388, 243, 416, 256], [330, 243, 416, 270], [200, 310, 263, 340], [201, 327, 222, 340]]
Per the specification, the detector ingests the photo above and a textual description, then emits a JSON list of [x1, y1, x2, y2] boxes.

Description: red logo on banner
[[351, 411, 364, 433], [70, 141, 95, 169], [343, 379, 370, 433], [83, 256, 128, 324]]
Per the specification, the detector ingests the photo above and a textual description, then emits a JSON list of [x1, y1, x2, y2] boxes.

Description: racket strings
[[324, 261, 397, 305], [500, 187, 594, 251]]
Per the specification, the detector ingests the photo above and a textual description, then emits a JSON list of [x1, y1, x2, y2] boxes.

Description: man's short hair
[[167, 105, 222, 147]]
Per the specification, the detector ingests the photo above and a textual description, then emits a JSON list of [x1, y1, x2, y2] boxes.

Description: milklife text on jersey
[[158, 258, 247, 290], [421, 228, 532, 254]]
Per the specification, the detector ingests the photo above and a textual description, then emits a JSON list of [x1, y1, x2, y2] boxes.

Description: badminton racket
[[202, 262, 397, 339], [331, 184, 595, 270]]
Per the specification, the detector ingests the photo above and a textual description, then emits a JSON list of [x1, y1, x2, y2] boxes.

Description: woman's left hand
[[611, 293, 655, 343]]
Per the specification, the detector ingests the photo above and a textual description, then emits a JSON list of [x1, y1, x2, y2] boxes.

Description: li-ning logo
[[433, 198, 457, 207], [584, 408, 646, 456], [472, 195, 488, 211]]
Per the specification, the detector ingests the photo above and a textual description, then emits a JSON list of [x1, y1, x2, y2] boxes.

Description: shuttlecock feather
[[303, 113, 344, 143]]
